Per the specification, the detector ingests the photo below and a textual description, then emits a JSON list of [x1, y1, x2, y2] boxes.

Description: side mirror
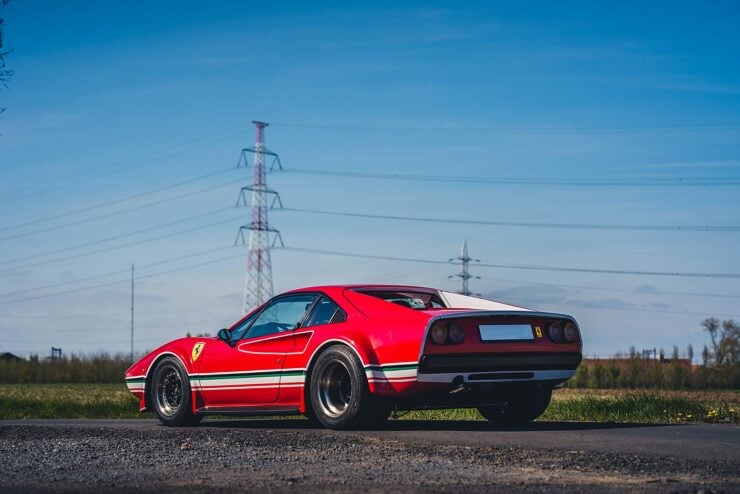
[[217, 328, 232, 342]]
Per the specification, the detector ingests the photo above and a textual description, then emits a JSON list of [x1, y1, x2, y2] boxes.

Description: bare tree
[[720, 319, 739, 365], [702, 317, 722, 363], [701, 318, 740, 365], [0, 0, 13, 115], [701, 345, 710, 366]]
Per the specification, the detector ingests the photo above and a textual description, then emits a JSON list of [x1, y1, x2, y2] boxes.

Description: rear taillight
[[428, 321, 465, 345], [547, 322, 563, 342], [448, 322, 465, 344], [430, 321, 448, 344], [547, 320, 579, 343], [564, 321, 579, 342]]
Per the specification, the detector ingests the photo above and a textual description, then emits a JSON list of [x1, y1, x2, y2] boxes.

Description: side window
[[244, 294, 318, 339], [303, 296, 347, 328], [229, 311, 259, 341]]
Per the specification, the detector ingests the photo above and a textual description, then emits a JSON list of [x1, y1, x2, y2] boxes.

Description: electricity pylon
[[449, 240, 480, 296], [235, 121, 284, 315]]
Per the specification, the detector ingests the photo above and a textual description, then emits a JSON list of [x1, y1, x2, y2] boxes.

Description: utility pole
[[130, 264, 134, 362], [449, 240, 480, 296], [236, 121, 284, 315]]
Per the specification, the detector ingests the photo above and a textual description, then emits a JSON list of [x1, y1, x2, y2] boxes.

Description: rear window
[[354, 290, 446, 310]]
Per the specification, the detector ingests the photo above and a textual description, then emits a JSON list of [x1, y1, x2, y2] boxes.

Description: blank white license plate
[[478, 324, 534, 342]]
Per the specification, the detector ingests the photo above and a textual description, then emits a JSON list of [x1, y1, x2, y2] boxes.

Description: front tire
[[150, 356, 202, 427], [309, 345, 390, 430], [477, 387, 552, 426]]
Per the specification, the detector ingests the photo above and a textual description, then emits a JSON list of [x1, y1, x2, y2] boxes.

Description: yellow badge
[[192, 342, 205, 361], [535, 326, 543, 338]]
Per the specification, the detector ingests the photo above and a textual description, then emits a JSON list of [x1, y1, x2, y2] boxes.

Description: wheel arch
[[302, 338, 370, 415], [142, 351, 190, 412]]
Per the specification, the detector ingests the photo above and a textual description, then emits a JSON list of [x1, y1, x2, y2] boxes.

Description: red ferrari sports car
[[125, 285, 582, 429]]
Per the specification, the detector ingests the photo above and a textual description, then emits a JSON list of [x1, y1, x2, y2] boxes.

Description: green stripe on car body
[[364, 364, 418, 371], [195, 370, 305, 381]]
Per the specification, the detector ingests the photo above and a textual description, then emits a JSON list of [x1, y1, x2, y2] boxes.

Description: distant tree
[[703, 318, 721, 363], [720, 319, 739, 365], [570, 364, 588, 387], [0, 0, 12, 115], [588, 363, 605, 388], [702, 318, 740, 365], [629, 345, 637, 359], [687, 344, 694, 363], [671, 345, 679, 361], [659, 348, 665, 361], [702, 345, 710, 366]]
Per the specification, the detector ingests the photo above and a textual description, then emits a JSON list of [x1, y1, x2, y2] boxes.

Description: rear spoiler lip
[[417, 310, 579, 362]]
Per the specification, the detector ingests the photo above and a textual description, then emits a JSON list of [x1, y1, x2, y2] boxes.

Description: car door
[[196, 293, 318, 408], [279, 295, 348, 405]]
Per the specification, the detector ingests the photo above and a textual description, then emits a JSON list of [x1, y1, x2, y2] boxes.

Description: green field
[[0, 384, 737, 423]]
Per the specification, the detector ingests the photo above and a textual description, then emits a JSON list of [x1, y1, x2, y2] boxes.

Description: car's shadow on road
[[198, 418, 669, 432]]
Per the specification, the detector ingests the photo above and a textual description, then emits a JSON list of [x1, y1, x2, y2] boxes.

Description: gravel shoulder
[[1, 419, 738, 493]]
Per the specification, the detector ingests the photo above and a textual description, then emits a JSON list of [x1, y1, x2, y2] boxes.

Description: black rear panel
[[419, 352, 582, 374]]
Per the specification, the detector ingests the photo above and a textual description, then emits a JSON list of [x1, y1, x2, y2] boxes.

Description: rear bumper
[[416, 368, 575, 383], [419, 352, 581, 373], [415, 352, 581, 384]]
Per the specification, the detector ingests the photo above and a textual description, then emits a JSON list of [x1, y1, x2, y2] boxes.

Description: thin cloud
[[641, 160, 740, 170]]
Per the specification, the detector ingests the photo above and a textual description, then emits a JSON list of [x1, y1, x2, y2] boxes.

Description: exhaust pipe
[[449, 375, 465, 394]]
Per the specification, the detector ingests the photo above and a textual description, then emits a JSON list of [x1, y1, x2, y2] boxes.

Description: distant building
[[0, 352, 22, 361]]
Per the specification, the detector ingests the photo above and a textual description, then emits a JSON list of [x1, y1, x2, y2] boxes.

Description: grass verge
[[0, 384, 737, 423], [0, 384, 149, 420]]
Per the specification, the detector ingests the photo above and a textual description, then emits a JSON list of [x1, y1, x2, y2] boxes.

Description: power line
[[0, 124, 250, 202], [0, 298, 240, 321], [0, 178, 243, 243], [279, 207, 740, 233], [0, 215, 243, 275], [281, 168, 740, 187], [272, 121, 740, 134], [0, 167, 237, 233], [0, 245, 234, 298], [0, 251, 245, 306], [0, 327, 160, 333], [1, 336, 176, 344], [480, 276, 740, 300], [526, 299, 738, 318], [0, 207, 235, 267], [278, 246, 740, 279]]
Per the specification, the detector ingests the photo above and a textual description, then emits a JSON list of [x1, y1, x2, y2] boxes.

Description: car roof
[[284, 284, 440, 295]]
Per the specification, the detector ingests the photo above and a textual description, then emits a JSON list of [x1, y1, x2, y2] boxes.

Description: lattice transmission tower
[[449, 240, 480, 296], [235, 121, 284, 315]]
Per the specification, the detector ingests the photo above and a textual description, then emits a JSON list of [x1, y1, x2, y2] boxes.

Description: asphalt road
[[1, 419, 738, 493]]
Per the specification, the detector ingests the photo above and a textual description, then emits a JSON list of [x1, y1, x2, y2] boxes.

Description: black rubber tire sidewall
[[309, 345, 373, 430], [478, 387, 552, 426], [150, 356, 199, 427]]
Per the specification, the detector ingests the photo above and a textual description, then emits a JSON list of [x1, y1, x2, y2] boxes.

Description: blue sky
[[1, 1, 739, 359]]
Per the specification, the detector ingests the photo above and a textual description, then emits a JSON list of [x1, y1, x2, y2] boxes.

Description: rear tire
[[150, 356, 202, 427], [477, 387, 552, 426], [309, 345, 390, 430]]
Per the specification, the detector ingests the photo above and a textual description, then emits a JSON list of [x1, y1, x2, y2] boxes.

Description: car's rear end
[[402, 308, 582, 422]]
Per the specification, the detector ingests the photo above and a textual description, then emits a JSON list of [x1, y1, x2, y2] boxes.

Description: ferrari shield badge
[[192, 342, 205, 362], [534, 326, 543, 338]]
